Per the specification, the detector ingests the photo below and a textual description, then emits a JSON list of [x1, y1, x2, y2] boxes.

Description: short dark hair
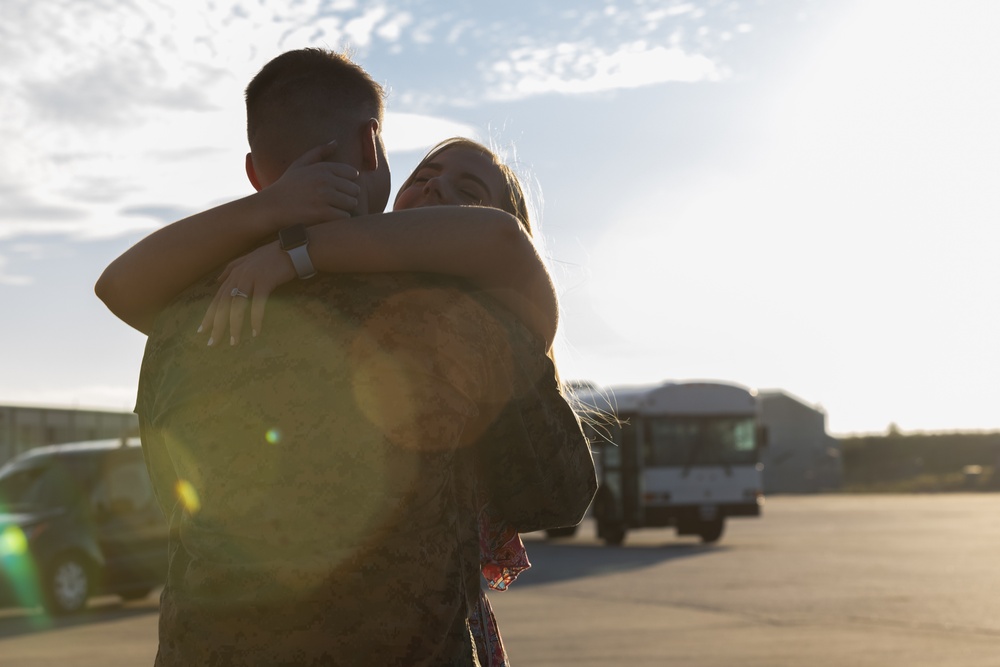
[[245, 48, 385, 150]]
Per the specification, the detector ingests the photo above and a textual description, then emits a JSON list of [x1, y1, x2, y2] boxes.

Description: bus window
[[645, 417, 758, 467], [604, 424, 624, 468]]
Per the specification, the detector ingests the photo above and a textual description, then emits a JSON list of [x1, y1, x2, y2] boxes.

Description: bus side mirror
[[756, 425, 769, 449]]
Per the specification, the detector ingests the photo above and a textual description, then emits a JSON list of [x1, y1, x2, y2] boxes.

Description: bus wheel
[[699, 518, 725, 543], [599, 520, 626, 546]]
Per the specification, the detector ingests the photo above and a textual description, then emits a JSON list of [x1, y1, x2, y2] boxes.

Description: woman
[[98, 137, 575, 666], [97, 140, 557, 351], [197, 138, 557, 354]]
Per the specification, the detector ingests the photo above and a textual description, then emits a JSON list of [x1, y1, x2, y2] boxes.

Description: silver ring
[[231, 288, 249, 299]]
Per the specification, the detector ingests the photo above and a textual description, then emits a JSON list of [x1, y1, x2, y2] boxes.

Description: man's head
[[244, 48, 391, 214]]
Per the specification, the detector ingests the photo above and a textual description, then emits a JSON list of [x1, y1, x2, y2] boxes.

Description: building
[[0, 405, 138, 464], [757, 390, 842, 493]]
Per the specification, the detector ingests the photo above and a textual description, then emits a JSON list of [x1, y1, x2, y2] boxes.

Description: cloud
[[0, 256, 31, 286], [382, 112, 479, 152], [343, 6, 391, 47], [361, 1, 745, 109], [0, 240, 60, 285], [23, 57, 221, 128], [485, 40, 725, 100], [0, 183, 90, 242], [118, 205, 199, 226], [375, 11, 413, 43], [0, 194, 85, 224], [0, 0, 746, 244]]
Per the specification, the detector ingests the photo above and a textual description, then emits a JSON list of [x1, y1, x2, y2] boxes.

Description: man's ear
[[359, 119, 379, 172], [245, 153, 264, 192]]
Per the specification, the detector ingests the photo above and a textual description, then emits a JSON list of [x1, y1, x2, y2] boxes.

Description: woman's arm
[[95, 143, 360, 334], [204, 206, 560, 349]]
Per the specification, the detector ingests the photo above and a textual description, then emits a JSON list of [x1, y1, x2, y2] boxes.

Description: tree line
[[840, 430, 1000, 491]]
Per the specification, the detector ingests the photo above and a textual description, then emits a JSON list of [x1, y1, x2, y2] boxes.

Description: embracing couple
[[96, 48, 596, 667]]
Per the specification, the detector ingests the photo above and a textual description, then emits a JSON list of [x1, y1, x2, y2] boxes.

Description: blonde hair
[[395, 137, 534, 236], [399, 139, 614, 436]]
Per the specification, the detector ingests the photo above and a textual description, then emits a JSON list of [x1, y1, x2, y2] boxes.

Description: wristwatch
[[278, 224, 317, 279]]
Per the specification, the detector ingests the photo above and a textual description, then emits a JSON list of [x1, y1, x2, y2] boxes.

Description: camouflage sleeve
[[476, 317, 598, 534]]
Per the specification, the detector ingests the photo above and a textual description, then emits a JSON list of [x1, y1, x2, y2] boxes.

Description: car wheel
[[43, 553, 91, 615]]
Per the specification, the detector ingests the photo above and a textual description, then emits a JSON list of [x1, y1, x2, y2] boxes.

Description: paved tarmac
[[495, 494, 1000, 666], [2, 494, 999, 666]]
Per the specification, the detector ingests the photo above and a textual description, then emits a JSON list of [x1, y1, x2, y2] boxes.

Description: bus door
[[619, 417, 642, 527], [593, 424, 622, 522]]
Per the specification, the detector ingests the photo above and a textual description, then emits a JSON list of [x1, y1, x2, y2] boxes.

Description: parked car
[[0, 438, 168, 614]]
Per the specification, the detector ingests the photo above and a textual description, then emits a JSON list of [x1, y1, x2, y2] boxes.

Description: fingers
[[200, 242, 289, 347], [203, 260, 245, 344], [206, 285, 249, 346], [317, 162, 361, 214], [199, 289, 224, 340], [216, 261, 236, 283], [289, 140, 341, 169], [289, 141, 362, 176], [316, 188, 361, 220], [324, 161, 361, 179], [209, 289, 233, 346], [228, 290, 249, 345], [249, 286, 271, 339], [202, 283, 269, 347], [275, 143, 362, 222]]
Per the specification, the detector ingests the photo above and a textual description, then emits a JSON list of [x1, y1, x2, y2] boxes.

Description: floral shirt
[[471, 503, 531, 666], [137, 272, 596, 667]]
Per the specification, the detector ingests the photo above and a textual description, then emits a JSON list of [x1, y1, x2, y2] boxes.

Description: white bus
[[570, 381, 766, 545]]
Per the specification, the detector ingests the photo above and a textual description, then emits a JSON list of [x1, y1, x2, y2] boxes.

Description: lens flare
[[265, 428, 282, 445], [0, 524, 46, 615], [175, 479, 201, 514], [0, 525, 28, 556]]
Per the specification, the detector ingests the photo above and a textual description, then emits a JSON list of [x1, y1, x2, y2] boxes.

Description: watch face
[[280, 224, 308, 249]]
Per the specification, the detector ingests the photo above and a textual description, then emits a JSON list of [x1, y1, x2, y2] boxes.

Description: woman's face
[[393, 146, 506, 211]]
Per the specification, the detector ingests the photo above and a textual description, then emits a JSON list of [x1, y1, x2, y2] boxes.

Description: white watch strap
[[286, 244, 317, 279]]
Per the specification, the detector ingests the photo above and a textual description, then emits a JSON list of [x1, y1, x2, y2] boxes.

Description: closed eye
[[411, 168, 439, 185], [458, 181, 488, 203]]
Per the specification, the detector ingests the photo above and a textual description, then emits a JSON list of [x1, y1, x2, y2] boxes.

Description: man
[[130, 49, 595, 665]]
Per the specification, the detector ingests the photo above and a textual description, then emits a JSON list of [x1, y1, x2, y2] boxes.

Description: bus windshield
[[644, 416, 758, 467]]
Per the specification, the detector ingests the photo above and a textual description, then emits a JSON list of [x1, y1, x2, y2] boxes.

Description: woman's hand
[[256, 142, 362, 230], [199, 241, 297, 346]]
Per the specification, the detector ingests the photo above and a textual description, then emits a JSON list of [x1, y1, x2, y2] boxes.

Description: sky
[[1, 0, 998, 436]]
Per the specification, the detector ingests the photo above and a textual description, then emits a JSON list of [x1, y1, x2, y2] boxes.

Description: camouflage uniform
[[137, 272, 596, 666]]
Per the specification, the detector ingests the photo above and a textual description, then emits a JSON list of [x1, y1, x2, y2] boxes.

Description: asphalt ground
[[2, 494, 999, 666]]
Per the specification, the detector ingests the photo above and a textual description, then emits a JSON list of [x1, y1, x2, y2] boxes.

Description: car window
[[92, 461, 155, 515], [0, 457, 94, 511], [41, 462, 93, 508], [0, 463, 48, 511]]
